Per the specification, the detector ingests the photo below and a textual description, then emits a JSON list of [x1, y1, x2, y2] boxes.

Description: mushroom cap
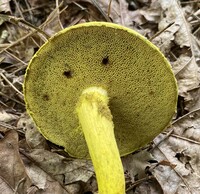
[[24, 22, 177, 158]]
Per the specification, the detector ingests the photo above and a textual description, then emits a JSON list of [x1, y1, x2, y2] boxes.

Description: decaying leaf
[[0, 29, 9, 44], [0, 176, 14, 194], [16, 115, 95, 193], [0, 0, 11, 13], [122, 150, 155, 182], [20, 158, 70, 194], [22, 149, 94, 185], [0, 109, 18, 122], [17, 115, 49, 149], [152, 0, 200, 111], [173, 55, 199, 106], [128, 178, 163, 194], [152, 109, 200, 193], [0, 130, 32, 194], [19, 148, 95, 193]]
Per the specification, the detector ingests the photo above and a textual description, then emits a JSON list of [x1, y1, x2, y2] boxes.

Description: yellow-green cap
[[24, 22, 178, 158]]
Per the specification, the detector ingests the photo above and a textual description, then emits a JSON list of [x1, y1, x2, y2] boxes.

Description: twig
[[0, 14, 50, 39], [91, 0, 112, 22], [126, 176, 155, 192], [193, 25, 200, 36], [174, 57, 193, 75], [0, 15, 52, 55], [0, 92, 25, 106], [152, 128, 174, 149], [0, 100, 8, 108], [4, 50, 27, 66], [0, 121, 17, 130], [69, 12, 85, 26], [107, 0, 112, 19], [0, 72, 24, 97], [24, 0, 33, 22], [56, 0, 64, 29], [149, 22, 175, 41], [22, 2, 54, 13], [0, 57, 4, 62], [181, 0, 200, 4], [40, 2, 65, 31], [0, 175, 15, 192], [119, 0, 125, 26], [162, 132, 200, 145], [172, 108, 200, 125], [13, 0, 24, 19], [153, 108, 200, 148], [11, 64, 27, 75], [14, 178, 26, 194], [0, 3, 71, 56], [73, 2, 87, 11]]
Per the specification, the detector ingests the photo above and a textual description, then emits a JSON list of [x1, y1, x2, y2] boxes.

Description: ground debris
[[0, 0, 200, 193]]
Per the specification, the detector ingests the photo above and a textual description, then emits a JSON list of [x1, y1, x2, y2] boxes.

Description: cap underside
[[24, 22, 177, 158]]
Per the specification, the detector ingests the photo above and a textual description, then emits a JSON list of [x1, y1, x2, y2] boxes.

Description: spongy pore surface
[[24, 22, 178, 158]]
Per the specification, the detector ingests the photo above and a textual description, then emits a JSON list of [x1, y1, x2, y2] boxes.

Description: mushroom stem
[[76, 87, 125, 194]]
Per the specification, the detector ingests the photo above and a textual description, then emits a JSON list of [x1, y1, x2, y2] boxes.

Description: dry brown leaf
[[152, 109, 200, 194], [0, 176, 15, 194], [20, 148, 95, 193], [0, 109, 18, 122], [0, 130, 32, 194], [0, 29, 9, 44], [42, 6, 63, 36], [22, 149, 94, 184], [152, 0, 190, 51], [96, 0, 161, 31], [0, 0, 11, 13], [173, 54, 199, 109], [128, 179, 163, 194], [17, 115, 49, 149], [22, 158, 71, 194], [186, 88, 200, 112], [127, 0, 161, 24], [27, 0, 50, 7], [152, 0, 200, 112], [122, 150, 155, 182]]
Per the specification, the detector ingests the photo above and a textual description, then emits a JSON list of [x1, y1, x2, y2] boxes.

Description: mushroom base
[[76, 87, 125, 194]]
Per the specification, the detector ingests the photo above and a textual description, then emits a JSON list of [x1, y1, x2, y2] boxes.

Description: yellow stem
[[76, 87, 125, 194]]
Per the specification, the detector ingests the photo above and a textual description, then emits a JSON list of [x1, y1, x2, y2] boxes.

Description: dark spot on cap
[[63, 70, 73, 78], [43, 94, 50, 101], [102, 56, 109, 65], [149, 90, 154, 95]]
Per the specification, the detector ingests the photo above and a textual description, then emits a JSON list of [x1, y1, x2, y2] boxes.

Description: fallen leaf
[[0, 109, 18, 122], [129, 178, 163, 194], [0, 176, 14, 194], [122, 150, 155, 181], [17, 115, 48, 149], [173, 55, 199, 102], [153, 0, 200, 112], [152, 109, 200, 193], [0, 130, 32, 194], [0, 0, 11, 12], [21, 148, 94, 185]]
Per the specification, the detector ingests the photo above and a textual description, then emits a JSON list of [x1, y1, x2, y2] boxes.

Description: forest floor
[[0, 0, 200, 193]]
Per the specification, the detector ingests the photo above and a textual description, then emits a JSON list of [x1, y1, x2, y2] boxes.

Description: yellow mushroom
[[24, 22, 178, 194]]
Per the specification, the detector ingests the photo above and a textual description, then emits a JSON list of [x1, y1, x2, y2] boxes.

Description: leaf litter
[[0, 0, 200, 193]]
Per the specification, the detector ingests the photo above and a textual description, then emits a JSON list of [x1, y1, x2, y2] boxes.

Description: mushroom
[[24, 22, 178, 194]]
